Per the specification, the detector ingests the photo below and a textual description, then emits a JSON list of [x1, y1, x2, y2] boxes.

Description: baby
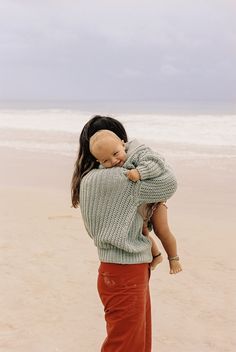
[[89, 130, 182, 274]]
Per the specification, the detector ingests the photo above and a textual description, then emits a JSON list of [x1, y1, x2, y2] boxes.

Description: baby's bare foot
[[169, 260, 182, 274], [151, 253, 163, 270]]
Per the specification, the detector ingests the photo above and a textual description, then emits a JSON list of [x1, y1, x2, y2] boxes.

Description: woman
[[71, 115, 177, 351], [71, 115, 128, 207]]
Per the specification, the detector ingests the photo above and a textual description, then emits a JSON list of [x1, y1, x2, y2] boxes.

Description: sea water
[[0, 104, 236, 158]]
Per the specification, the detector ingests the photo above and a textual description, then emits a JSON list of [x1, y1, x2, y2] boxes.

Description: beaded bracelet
[[168, 256, 180, 261]]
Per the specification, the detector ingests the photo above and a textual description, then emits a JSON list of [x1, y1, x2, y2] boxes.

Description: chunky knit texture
[[125, 139, 167, 180], [79, 142, 177, 264]]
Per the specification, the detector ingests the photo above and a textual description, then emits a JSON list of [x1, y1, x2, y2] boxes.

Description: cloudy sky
[[0, 0, 235, 102]]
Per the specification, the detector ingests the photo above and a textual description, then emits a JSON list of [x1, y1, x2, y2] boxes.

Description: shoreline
[[1, 99, 236, 115]]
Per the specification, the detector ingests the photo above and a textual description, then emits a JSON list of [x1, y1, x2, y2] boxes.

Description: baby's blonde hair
[[89, 129, 122, 154]]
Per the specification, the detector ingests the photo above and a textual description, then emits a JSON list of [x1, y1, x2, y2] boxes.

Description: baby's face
[[92, 137, 127, 168]]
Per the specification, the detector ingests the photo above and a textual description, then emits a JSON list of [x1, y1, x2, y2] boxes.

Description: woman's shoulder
[[81, 167, 127, 186], [80, 167, 136, 206]]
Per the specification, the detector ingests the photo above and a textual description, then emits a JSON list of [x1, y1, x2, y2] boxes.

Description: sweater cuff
[[136, 165, 157, 180]]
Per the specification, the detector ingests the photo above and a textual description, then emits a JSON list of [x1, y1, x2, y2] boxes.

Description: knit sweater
[[79, 142, 177, 264], [125, 139, 166, 180]]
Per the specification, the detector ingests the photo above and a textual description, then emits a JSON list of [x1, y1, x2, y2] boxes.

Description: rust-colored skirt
[[97, 262, 152, 352]]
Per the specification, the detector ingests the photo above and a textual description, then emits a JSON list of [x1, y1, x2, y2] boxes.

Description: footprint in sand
[[0, 322, 16, 336]]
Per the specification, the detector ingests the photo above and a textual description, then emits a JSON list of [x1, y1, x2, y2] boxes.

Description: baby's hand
[[127, 169, 141, 182]]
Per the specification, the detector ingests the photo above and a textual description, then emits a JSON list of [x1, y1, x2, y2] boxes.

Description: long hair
[[71, 115, 128, 208]]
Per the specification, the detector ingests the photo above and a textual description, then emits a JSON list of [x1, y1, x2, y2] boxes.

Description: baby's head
[[89, 129, 127, 168]]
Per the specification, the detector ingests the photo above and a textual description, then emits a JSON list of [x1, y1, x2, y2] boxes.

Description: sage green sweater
[[79, 143, 177, 264]]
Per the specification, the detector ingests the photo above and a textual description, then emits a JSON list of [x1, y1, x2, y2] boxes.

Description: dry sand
[[0, 144, 235, 351]]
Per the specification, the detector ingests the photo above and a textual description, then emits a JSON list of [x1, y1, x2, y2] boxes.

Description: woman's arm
[[135, 166, 177, 204]]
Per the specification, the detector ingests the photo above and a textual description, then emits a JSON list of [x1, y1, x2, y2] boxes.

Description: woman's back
[[79, 164, 177, 264]]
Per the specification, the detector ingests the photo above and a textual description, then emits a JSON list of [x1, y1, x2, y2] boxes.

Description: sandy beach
[[0, 142, 235, 352]]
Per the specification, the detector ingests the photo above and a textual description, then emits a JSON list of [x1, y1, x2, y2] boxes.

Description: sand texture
[[0, 145, 235, 352]]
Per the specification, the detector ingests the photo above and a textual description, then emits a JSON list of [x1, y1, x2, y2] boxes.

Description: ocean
[[0, 103, 236, 159]]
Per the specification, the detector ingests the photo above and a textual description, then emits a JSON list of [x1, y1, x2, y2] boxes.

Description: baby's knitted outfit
[[125, 139, 166, 179], [79, 141, 177, 264], [125, 139, 166, 228]]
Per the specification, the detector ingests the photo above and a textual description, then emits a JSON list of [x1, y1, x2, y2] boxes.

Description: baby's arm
[[126, 147, 166, 182], [135, 148, 166, 180]]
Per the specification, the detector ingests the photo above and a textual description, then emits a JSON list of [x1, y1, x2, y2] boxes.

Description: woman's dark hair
[[71, 115, 128, 208]]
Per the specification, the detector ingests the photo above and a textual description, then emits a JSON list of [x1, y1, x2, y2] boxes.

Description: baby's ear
[[121, 140, 125, 145]]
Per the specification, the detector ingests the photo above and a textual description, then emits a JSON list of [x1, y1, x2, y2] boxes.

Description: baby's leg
[[151, 203, 182, 274], [148, 234, 163, 270]]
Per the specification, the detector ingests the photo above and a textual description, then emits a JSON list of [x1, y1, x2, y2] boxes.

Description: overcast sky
[[0, 0, 235, 102]]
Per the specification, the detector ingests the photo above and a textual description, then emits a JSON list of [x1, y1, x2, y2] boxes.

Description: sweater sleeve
[[135, 149, 166, 180], [135, 166, 177, 204]]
